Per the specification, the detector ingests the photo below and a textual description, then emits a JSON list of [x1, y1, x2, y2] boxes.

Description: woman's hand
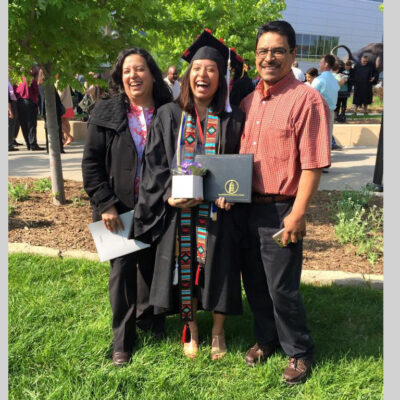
[[215, 197, 234, 211], [101, 205, 124, 233], [168, 197, 203, 209]]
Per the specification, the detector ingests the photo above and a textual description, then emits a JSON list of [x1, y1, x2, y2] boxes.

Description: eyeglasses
[[255, 47, 290, 58]]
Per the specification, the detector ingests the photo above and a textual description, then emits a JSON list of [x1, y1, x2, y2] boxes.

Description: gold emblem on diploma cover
[[219, 179, 244, 197]]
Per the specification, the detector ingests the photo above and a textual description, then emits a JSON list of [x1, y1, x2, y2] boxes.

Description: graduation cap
[[181, 28, 243, 112]]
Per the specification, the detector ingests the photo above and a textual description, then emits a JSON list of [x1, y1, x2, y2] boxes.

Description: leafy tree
[[148, 0, 285, 76], [9, 0, 284, 204], [8, 0, 168, 204]]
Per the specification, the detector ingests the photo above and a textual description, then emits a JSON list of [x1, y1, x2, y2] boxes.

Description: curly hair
[[108, 47, 172, 109]]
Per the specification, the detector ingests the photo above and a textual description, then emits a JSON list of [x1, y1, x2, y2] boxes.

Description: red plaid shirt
[[239, 71, 331, 196]]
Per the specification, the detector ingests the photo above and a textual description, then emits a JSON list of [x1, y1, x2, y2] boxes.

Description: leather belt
[[252, 193, 295, 204]]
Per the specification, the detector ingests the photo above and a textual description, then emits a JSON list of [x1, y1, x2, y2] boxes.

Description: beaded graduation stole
[[177, 108, 220, 323]]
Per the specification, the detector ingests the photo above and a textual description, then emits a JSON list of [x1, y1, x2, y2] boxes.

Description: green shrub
[[71, 196, 85, 207], [8, 182, 30, 202], [32, 178, 52, 193], [331, 189, 383, 266], [8, 204, 15, 217]]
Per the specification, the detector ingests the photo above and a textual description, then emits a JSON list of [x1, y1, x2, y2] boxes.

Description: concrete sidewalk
[[8, 242, 383, 289], [8, 139, 383, 192]]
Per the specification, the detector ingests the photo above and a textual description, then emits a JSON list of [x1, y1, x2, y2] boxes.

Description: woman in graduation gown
[[81, 47, 172, 367], [134, 30, 246, 360]]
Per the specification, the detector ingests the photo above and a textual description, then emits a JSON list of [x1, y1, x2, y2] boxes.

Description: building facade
[[282, 0, 383, 75]]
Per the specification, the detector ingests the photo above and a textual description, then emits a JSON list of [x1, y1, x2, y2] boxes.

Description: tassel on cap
[[225, 48, 232, 113], [195, 264, 201, 286]]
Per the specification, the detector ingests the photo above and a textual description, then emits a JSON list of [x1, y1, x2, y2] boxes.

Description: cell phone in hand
[[272, 228, 291, 247]]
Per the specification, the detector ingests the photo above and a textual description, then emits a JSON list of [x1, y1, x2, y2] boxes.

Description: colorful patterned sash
[[177, 108, 220, 324]]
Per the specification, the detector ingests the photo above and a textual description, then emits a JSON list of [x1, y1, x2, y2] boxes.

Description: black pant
[[17, 98, 38, 148], [241, 201, 314, 359], [8, 100, 19, 148], [109, 245, 164, 352], [335, 95, 348, 117]]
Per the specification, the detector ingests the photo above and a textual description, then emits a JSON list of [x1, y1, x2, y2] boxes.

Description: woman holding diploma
[[134, 30, 245, 360], [81, 48, 172, 366]]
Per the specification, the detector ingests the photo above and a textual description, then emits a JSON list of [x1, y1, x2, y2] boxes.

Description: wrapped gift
[[171, 161, 206, 199]]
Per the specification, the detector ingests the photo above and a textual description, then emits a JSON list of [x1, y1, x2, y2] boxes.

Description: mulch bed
[[8, 177, 383, 275]]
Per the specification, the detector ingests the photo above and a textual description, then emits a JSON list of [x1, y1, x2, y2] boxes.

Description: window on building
[[296, 33, 339, 61]]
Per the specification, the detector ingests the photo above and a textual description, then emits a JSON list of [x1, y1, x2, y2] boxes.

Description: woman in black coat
[[134, 32, 245, 360], [81, 47, 172, 366]]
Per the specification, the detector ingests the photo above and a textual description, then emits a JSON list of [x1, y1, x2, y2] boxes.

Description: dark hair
[[322, 54, 336, 69], [345, 60, 353, 67], [256, 20, 296, 52], [178, 60, 227, 115], [306, 67, 318, 77], [108, 47, 172, 109]]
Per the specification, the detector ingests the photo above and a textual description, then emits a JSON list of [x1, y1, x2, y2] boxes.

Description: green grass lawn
[[9, 254, 383, 400]]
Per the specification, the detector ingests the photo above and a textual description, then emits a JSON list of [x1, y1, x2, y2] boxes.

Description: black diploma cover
[[194, 154, 253, 203]]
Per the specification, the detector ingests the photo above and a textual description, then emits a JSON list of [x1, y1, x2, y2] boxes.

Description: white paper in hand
[[88, 210, 150, 262]]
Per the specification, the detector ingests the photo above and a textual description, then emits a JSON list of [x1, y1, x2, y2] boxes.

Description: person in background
[[55, 75, 75, 146], [81, 72, 106, 120], [229, 55, 255, 107], [15, 65, 44, 151], [9, 76, 23, 147], [72, 74, 86, 115], [8, 79, 19, 151], [332, 62, 350, 123], [336, 60, 354, 122], [305, 67, 318, 86], [239, 20, 330, 385], [352, 55, 379, 115], [82, 47, 172, 367], [292, 61, 305, 82], [134, 29, 245, 361], [163, 65, 181, 100], [311, 54, 342, 152]]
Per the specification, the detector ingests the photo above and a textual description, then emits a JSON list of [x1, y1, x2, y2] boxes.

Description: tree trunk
[[42, 66, 66, 205]]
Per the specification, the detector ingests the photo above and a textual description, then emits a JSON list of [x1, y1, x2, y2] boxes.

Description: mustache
[[260, 61, 281, 68]]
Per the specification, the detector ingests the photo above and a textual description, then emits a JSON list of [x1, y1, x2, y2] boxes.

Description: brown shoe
[[282, 357, 313, 385], [112, 351, 131, 367], [244, 343, 276, 366]]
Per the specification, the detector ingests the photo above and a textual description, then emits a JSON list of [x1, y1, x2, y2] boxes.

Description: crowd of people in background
[[8, 47, 380, 155], [8, 69, 106, 153]]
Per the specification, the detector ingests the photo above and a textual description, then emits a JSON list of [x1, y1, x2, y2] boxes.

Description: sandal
[[64, 136, 74, 145], [211, 331, 227, 360], [183, 325, 198, 359]]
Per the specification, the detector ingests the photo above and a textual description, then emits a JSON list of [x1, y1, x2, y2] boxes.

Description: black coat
[[134, 102, 246, 316], [353, 63, 379, 106], [82, 95, 142, 227], [230, 72, 255, 107]]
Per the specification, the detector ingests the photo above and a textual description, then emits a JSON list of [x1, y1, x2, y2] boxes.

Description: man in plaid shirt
[[239, 20, 331, 385]]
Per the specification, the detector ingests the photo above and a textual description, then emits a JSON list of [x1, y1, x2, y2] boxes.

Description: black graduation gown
[[134, 102, 246, 317], [229, 72, 255, 107], [353, 63, 379, 106]]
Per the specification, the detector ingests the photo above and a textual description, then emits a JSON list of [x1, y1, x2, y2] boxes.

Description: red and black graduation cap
[[182, 29, 245, 112], [181, 28, 243, 72]]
